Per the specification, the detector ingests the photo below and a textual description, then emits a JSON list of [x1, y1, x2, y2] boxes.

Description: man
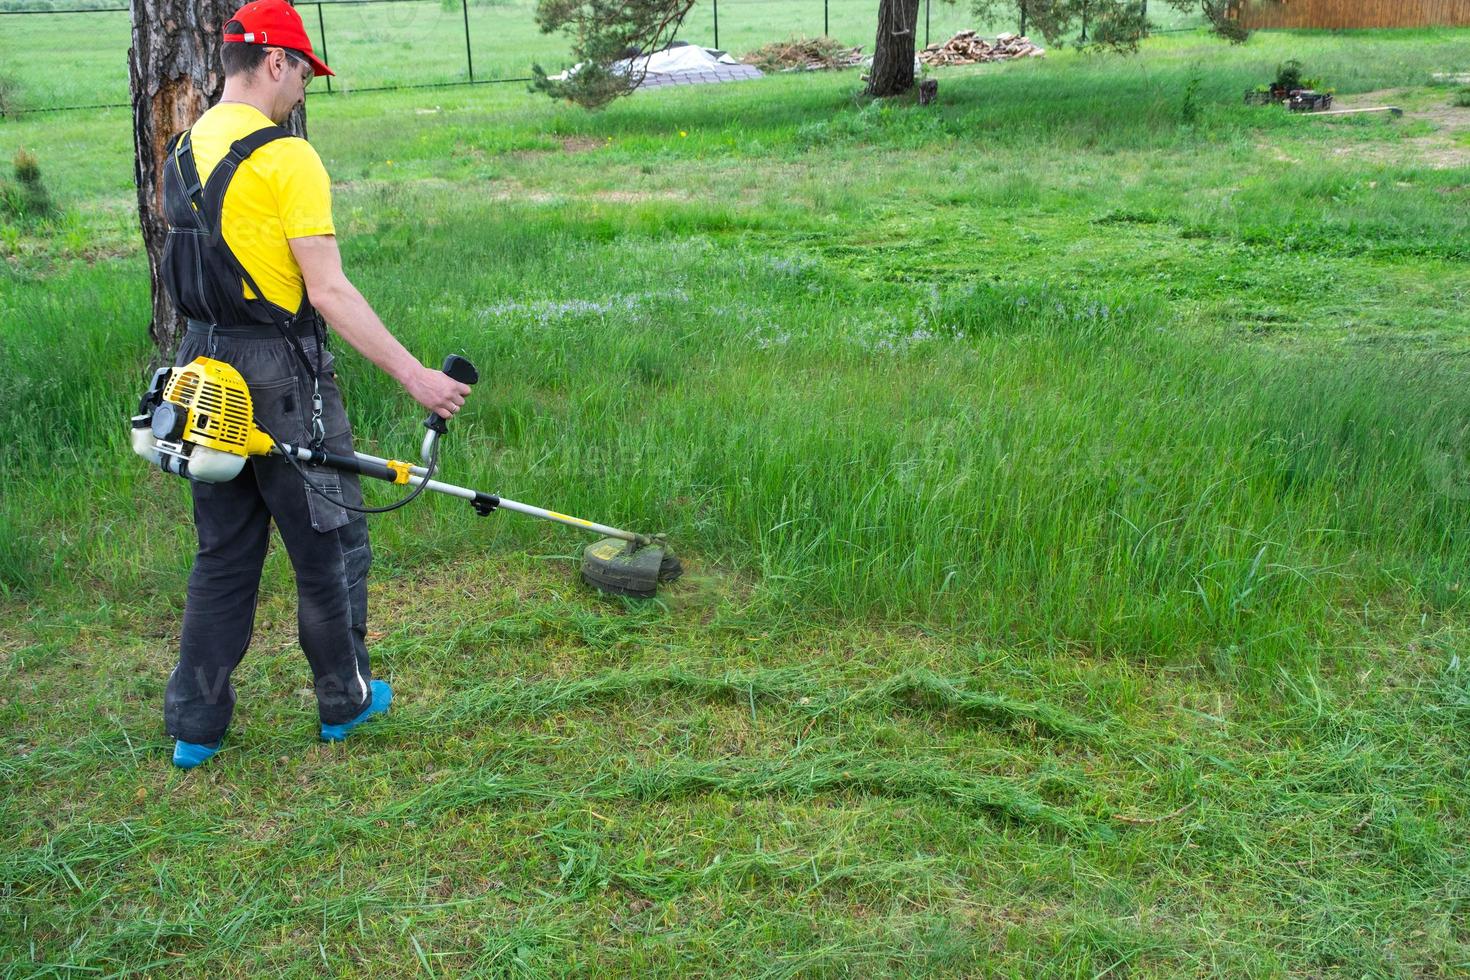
[[159, 0, 469, 768]]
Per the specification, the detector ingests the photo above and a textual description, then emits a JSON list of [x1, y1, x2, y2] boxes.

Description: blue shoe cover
[[173, 739, 221, 769], [320, 680, 393, 742]]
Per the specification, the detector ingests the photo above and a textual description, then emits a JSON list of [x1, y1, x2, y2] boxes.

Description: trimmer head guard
[[581, 537, 683, 598]]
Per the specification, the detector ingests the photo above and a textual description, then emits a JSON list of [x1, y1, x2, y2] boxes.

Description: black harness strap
[[166, 131, 205, 230]]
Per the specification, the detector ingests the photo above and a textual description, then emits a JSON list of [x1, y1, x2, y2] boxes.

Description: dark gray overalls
[[159, 124, 373, 744]]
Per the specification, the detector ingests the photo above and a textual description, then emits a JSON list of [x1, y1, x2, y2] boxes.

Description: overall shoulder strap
[[173, 125, 287, 307], [199, 125, 293, 240], [230, 124, 293, 157], [181, 124, 324, 382]]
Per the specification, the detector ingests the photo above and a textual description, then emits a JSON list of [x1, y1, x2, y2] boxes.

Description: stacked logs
[[918, 30, 1045, 67]]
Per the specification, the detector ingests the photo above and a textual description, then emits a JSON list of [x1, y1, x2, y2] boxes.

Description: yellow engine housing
[[131, 357, 279, 482], [163, 357, 276, 458]]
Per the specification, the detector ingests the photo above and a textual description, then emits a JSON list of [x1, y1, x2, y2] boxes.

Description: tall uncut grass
[[5, 191, 1469, 674]]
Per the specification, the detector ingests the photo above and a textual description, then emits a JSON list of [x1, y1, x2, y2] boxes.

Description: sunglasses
[[278, 47, 314, 87]]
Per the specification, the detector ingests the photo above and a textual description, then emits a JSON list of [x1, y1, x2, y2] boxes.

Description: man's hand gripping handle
[[421, 355, 478, 463]]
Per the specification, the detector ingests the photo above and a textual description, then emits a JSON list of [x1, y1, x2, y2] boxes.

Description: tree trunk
[[129, 0, 308, 355], [129, 0, 229, 354], [867, 0, 922, 97]]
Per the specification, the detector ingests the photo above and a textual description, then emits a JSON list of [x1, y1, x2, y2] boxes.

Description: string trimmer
[[129, 354, 682, 597]]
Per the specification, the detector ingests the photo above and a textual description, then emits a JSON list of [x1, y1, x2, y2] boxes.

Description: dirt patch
[[1328, 136, 1468, 171], [483, 187, 686, 205], [1341, 87, 1470, 131], [503, 137, 606, 162], [1260, 144, 1302, 165], [560, 136, 605, 153], [590, 189, 690, 203], [490, 187, 561, 203], [1321, 87, 1470, 170], [482, 181, 690, 204]]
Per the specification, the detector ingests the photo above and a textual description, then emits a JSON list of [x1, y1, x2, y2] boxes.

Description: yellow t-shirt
[[188, 102, 335, 313]]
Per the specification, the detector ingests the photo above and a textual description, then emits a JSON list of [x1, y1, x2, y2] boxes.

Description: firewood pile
[[742, 36, 865, 73], [918, 30, 1045, 67]]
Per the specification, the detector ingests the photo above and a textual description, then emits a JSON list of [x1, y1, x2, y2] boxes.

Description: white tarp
[[624, 43, 742, 75], [550, 42, 761, 87]]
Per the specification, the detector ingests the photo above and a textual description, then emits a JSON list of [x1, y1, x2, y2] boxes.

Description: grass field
[[3, 24, 1470, 977], [0, 0, 1206, 112]]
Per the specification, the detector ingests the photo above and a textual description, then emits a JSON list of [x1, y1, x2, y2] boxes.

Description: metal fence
[[0, 0, 1204, 115]]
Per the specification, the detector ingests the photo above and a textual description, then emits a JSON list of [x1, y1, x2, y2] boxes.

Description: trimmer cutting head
[[581, 536, 683, 598]]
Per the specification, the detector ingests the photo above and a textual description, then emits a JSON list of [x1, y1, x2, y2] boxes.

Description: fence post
[[713, 0, 718, 50], [824, 0, 828, 37], [315, 2, 331, 94], [925, 0, 930, 47], [462, 0, 474, 82], [1020, 1, 1027, 37]]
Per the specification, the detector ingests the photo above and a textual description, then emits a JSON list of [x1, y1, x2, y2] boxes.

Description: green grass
[[3, 28, 1470, 976], [0, 0, 1206, 112]]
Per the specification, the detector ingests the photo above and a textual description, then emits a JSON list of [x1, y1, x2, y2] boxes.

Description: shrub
[[1453, 87, 1470, 108], [1180, 63, 1204, 125], [1274, 59, 1304, 91], [2, 149, 58, 221], [1269, 60, 1326, 94]]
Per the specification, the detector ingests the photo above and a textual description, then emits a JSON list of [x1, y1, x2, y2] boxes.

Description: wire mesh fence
[[0, 0, 1208, 114]]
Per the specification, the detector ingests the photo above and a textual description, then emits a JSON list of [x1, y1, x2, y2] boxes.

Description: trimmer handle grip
[[423, 355, 479, 435], [442, 354, 479, 386]]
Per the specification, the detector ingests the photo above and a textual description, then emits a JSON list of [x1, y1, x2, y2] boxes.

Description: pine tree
[[531, 0, 699, 110]]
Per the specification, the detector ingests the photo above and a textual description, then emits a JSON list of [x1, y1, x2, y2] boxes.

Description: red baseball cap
[[224, 0, 333, 77]]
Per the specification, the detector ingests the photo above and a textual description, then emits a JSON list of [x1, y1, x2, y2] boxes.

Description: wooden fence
[[1233, 0, 1470, 29]]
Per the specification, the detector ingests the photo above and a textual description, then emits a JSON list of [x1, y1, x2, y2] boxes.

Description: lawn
[[2, 25, 1470, 977]]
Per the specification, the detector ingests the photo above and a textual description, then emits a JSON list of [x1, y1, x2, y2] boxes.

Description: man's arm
[[289, 234, 469, 419]]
